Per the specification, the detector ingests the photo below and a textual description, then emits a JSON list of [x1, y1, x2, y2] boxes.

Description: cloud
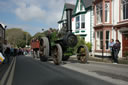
[[1, 0, 76, 35], [14, 0, 76, 23], [15, 3, 46, 21]]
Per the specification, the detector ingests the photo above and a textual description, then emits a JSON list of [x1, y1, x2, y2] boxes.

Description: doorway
[[122, 33, 128, 57]]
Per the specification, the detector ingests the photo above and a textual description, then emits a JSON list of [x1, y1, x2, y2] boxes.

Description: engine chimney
[[66, 8, 73, 33]]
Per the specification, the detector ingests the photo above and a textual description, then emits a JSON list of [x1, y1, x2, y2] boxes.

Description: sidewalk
[[70, 55, 128, 65], [0, 56, 16, 85], [88, 56, 128, 65]]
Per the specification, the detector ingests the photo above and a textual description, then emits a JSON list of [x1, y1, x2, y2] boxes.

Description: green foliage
[[32, 32, 45, 39], [16, 39, 26, 48], [73, 36, 86, 53], [50, 29, 58, 46], [6, 28, 31, 48], [85, 42, 92, 52]]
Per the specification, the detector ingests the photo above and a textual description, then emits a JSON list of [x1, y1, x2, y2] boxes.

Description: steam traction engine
[[39, 8, 89, 65]]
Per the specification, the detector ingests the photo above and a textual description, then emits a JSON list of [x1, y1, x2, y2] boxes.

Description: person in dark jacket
[[3, 40, 11, 64], [113, 40, 121, 64], [4, 47, 11, 64]]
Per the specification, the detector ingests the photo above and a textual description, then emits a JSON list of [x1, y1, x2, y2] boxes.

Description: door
[[122, 34, 128, 57]]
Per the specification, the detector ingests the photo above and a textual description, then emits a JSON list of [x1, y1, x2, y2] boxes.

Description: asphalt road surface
[[12, 55, 128, 85]]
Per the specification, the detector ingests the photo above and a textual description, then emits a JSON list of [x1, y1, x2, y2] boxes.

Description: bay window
[[96, 2, 103, 24], [105, 2, 110, 23], [121, 0, 128, 20]]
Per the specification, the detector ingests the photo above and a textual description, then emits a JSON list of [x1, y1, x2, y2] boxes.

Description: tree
[[6, 28, 32, 48]]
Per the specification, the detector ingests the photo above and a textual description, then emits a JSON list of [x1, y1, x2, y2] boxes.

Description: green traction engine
[[39, 8, 89, 65]]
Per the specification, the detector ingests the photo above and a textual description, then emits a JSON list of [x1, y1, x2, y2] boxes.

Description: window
[[121, 0, 128, 20], [105, 2, 110, 23], [76, 16, 80, 29], [96, 31, 103, 50], [96, 2, 103, 24], [106, 31, 110, 49], [81, 14, 85, 28]]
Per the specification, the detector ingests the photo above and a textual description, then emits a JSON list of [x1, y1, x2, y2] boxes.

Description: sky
[[0, 0, 76, 36]]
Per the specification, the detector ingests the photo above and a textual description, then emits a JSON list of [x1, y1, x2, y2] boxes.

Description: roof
[[0, 23, 6, 29], [82, 0, 94, 8], [65, 3, 75, 11], [58, 3, 75, 23]]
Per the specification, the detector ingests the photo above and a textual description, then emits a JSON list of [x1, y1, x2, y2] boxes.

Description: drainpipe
[[112, 0, 115, 39]]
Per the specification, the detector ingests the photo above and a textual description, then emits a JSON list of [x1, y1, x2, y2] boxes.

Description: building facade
[[93, 0, 128, 58], [72, 0, 94, 43], [0, 23, 6, 44], [0, 23, 6, 52]]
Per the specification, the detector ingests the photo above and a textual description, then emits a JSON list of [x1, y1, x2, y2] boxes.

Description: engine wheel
[[53, 44, 62, 65], [77, 45, 89, 63], [39, 37, 49, 62]]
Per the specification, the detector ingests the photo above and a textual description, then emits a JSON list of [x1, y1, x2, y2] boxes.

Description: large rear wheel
[[53, 44, 62, 65], [39, 37, 49, 62]]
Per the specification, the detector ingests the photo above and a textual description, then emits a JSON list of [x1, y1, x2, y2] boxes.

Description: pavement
[[12, 55, 128, 85], [0, 56, 16, 85]]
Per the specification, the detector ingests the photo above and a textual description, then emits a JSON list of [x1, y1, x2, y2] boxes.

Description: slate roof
[[58, 3, 75, 23], [65, 3, 75, 11], [82, 0, 94, 8]]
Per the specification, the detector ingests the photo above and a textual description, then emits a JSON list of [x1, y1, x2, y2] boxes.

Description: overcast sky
[[0, 0, 76, 35]]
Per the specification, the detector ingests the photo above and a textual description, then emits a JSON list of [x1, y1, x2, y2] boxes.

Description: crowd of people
[[0, 40, 30, 64], [109, 39, 121, 64]]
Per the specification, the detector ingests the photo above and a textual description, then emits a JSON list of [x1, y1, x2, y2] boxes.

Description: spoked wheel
[[39, 37, 49, 62], [77, 45, 89, 63], [53, 44, 62, 65]]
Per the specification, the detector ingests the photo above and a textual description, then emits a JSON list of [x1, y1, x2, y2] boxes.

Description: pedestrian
[[109, 39, 115, 62], [10, 47, 14, 56], [14, 48, 17, 56], [113, 40, 121, 64], [3, 40, 11, 64]]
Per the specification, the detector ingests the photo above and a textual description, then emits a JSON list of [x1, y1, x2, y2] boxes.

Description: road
[[12, 55, 128, 85]]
